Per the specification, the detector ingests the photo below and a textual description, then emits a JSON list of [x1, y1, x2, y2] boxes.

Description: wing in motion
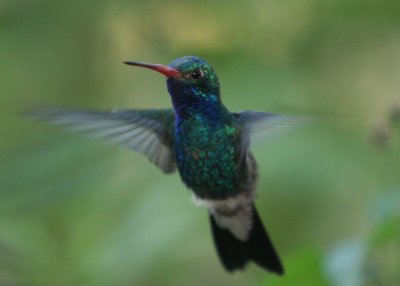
[[235, 110, 306, 153], [29, 108, 176, 173]]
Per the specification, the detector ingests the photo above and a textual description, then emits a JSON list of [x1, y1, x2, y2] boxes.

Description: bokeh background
[[1, 1, 400, 285]]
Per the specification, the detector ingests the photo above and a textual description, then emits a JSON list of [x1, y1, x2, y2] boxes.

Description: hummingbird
[[31, 56, 298, 274]]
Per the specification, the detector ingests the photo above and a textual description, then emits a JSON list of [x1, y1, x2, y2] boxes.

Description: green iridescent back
[[173, 112, 248, 199]]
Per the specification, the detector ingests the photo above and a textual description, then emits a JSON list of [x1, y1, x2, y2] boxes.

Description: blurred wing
[[29, 108, 176, 173], [235, 110, 306, 152]]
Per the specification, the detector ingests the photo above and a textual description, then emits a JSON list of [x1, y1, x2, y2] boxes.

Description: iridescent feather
[[28, 55, 305, 274]]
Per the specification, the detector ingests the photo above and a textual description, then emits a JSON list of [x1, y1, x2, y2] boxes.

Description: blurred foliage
[[1, 0, 400, 285]]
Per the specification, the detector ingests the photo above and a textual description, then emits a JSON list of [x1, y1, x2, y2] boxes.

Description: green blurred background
[[1, 1, 399, 285]]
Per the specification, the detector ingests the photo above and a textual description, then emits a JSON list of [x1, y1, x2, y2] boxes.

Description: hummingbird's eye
[[183, 68, 203, 80], [191, 69, 203, 79]]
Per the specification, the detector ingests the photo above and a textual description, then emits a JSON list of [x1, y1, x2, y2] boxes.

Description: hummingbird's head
[[165, 56, 220, 96], [124, 56, 222, 117]]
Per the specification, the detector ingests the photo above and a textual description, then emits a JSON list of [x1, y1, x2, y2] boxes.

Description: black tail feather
[[209, 204, 284, 274]]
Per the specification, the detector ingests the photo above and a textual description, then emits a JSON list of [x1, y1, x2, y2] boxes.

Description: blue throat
[[167, 80, 227, 121]]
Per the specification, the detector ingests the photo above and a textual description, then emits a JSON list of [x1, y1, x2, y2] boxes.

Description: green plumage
[[174, 112, 245, 199], [29, 55, 297, 274]]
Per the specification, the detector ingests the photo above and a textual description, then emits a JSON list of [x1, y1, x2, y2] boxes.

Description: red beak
[[124, 61, 181, 78]]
